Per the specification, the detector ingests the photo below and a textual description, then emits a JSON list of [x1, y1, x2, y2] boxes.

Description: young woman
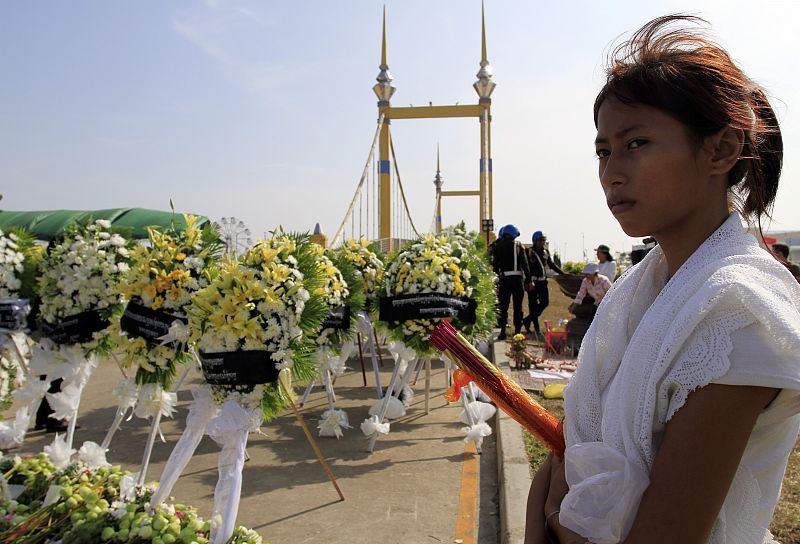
[[595, 244, 617, 281], [526, 15, 800, 544]]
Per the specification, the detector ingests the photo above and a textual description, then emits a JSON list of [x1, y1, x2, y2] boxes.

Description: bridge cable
[[331, 113, 386, 247], [388, 129, 420, 239]]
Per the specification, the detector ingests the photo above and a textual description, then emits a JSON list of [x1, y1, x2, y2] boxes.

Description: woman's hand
[[545, 456, 590, 543], [525, 455, 552, 544]]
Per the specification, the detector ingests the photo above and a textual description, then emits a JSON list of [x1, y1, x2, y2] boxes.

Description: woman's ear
[[709, 126, 745, 176]]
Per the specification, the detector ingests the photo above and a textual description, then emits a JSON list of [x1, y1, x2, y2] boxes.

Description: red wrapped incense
[[430, 320, 566, 458]]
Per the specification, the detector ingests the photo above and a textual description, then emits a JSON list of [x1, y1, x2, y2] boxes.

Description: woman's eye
[[595, 148, 610, 159], [628, 139, 647, 149]]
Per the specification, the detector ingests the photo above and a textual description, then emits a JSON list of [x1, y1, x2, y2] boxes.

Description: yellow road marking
[[455, 441, 479, 544]]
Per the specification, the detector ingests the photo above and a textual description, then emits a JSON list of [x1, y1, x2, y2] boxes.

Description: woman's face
[[596, 250, 606, 262], [595, 97, 719, 239]]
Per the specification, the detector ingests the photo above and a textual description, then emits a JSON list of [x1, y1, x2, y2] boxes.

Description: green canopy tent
[[0, 208, 210, 241]]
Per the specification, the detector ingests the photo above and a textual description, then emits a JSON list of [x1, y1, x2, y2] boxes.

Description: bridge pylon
[[373, 2, 495, 250]]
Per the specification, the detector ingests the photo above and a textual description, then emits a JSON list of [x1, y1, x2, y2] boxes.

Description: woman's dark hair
[[594, 14, 783, 222]]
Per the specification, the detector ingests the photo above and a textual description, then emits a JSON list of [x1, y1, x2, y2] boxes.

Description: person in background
[[492, 224, 530, 341], [568, 262, 612, 314], [771, 243, 800, 282], [595, 243, 617, 281], [524, 231, 564, 337]]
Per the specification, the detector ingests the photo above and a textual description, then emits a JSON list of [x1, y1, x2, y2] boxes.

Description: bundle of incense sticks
[[430, 320, 565, 458]]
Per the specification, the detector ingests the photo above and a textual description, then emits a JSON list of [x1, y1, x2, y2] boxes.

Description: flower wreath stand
[[355, 311, 385, 397], [35, 219, 134, 453], [298, 248, 365, 438], [362, 288, 479, 453], [333, 238, 386, 394], [361, 339, 427, 453], [102, 301, 193, 485], [361, 230, 495, 452], [153, 234, 344, 542], [151, 350, 343, 544], [299, 311, 384, 408], [106, 213, 222, 481]]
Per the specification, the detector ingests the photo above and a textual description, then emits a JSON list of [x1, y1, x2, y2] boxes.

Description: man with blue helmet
[[491, 224, 531, 341], [524, 231, 564, 337]]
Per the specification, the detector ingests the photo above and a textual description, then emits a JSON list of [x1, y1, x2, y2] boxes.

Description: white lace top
[[560, 213, 800, 544]]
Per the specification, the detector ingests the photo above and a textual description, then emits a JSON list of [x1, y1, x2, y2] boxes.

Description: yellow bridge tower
[[373, 3, 496, 248]]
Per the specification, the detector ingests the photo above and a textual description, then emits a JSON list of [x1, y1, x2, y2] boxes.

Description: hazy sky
[[1, 1, 798, 261]]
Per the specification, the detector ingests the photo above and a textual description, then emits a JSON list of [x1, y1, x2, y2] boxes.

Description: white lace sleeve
[[656, 302, 753, 425], [714, 321, 800, 392]]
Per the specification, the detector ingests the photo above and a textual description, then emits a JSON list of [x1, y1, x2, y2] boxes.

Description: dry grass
[[520, 281, 800, 542]]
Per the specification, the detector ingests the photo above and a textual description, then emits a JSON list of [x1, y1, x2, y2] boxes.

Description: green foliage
[[561, 261, 585, 275], [8, 228, 43, 301], [324, 250, 366, 346]]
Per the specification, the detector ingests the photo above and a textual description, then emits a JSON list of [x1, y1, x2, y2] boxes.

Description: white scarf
[[561, 213, 800, 543]]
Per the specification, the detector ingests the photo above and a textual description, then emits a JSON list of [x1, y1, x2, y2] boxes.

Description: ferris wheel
[[214, 216, 253, 258]]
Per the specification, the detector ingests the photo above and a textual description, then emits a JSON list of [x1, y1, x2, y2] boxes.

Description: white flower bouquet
[[0, 228, 42, 302], [0, 228, 41, 415], [116, 215, 223, 389], [189, 232, 327, 420], [37, 219, 134, 355]]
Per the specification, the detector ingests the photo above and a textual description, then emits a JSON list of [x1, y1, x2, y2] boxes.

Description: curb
[[492, 340, 532, 544]]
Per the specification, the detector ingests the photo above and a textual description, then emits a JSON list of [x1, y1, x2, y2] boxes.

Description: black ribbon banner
[[40, 309, 109, 345], [199, 350, 281, 386], [0, 299, 31, 332], [120, 300, 188, 348], [322, 305, 351, 330], [379, 293, 477, 324]]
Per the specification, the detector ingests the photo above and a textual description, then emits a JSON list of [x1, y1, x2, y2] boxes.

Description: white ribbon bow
[[158, 320, 190, 346], [43, 433, 76, 469], [46, 382, 82, 421], [360, 414, 390, 437], [77, 441, 110, 469], [318, 409, 351, 439], [0, 407, 29, 449], [112, 376, 140, 413], [13, 377, 50, 404], [134, 383, 178, 420], [459, 400, 496, 450], [387, 340, 416, 377], [356, 312, 373, 336], [462, 421, 493, 449]]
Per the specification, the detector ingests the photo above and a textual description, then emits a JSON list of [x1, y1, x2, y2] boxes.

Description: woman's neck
[[656, 207, 730, 278]]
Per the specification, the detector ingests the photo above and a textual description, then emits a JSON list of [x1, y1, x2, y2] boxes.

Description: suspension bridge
[[330, 4, 496, 252]]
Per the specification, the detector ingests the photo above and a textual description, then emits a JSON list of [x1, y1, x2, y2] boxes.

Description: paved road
[[15, 351, 500, 544]]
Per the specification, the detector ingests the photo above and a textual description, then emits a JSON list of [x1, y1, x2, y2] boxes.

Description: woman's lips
[[610, 201, 634, 214]]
